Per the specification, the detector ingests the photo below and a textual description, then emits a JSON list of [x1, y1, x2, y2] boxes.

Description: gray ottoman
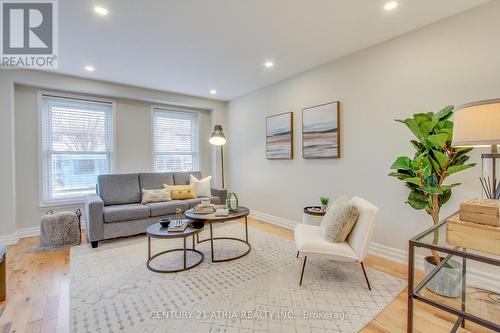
[[27, 209, 81, 252]]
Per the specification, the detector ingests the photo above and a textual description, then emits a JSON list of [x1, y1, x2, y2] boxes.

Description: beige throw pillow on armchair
[[320, 196, 360, 243]]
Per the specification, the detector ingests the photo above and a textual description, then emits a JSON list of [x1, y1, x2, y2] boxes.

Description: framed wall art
[[302, 101, 340, 158], [266, 112, 293, 159]]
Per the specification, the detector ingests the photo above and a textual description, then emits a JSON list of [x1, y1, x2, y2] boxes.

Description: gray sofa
[[84, 171, 227, 248]]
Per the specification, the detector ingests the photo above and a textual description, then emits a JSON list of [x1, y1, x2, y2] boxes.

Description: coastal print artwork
[[302, 101, 340, 158], [266, 112, 293, 159]]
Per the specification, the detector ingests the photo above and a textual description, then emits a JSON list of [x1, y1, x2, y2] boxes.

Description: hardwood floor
[[0, 217, 497, 332]]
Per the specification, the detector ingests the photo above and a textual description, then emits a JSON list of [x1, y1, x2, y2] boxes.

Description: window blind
[[152, 108, 200, 172], [40, 94, 114, 204]]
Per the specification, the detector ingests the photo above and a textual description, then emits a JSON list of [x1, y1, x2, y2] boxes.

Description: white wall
[[227, 1, 500, 252], [0, 71, 227, 239]]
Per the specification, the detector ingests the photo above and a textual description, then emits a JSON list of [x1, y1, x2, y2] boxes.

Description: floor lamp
[[452, 99, 500, 199], [209, 125, 226, 188]]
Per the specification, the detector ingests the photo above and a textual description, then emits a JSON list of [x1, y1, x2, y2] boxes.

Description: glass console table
[[407, 213, 500, 332]]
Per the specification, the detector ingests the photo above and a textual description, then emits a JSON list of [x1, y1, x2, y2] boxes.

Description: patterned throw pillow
[[141, 188, 171, 204], [320, 196, 360, 243], [164, 184, 197, 200]]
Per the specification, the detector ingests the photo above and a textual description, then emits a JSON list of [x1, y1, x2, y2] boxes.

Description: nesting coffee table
[[146, 220, 204, 273], [185, 206, 251, 263]]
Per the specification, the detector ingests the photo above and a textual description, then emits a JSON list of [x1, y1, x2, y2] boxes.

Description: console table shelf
[[407, 212, 500, 333]]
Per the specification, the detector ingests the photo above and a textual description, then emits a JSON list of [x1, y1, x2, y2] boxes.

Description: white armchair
[[294, 196, 379, 289]]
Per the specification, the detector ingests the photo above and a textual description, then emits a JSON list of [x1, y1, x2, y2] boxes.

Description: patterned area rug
[[71, 222, 405, 333]]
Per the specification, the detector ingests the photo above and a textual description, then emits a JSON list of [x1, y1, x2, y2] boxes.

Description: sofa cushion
[[104, 204, 150, 223], [146, 200, 189, 217], [183, 196, 220, 208], [139, 172, 174, 190], [98, 174, 141, 205], [173, 171, 202, 185]]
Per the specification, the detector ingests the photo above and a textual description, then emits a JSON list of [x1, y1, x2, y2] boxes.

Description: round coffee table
[[146, 220, 204, 273], [185, 206, 250, 263]]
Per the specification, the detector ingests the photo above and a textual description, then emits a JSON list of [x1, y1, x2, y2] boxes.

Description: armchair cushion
[[295, 224, 357, 262]]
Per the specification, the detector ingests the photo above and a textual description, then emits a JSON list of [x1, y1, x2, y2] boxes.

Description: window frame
[[150, 106, 201, 173], [37, 91, 116, 207]]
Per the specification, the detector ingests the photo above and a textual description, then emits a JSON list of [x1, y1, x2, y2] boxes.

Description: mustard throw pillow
[[141, 188, 171, 204], [164, 184, 197, 200]]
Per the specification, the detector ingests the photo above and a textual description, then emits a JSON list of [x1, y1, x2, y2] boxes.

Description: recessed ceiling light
[[209, 89, 217, 95], [85, 65, 95, 72], [94, 6, 108, 16], [264, 61, 274, 68], [384, 1, 398, 11]]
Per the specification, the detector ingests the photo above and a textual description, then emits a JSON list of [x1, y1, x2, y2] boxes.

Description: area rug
[[70, 223, 405, 333]]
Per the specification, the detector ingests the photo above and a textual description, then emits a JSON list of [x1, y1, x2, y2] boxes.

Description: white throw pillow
[[320, 196, 360, 243], [190, 175, 212, 197]]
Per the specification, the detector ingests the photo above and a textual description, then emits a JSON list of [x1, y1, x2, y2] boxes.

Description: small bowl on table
[[190, 220, 205, 229], [159, 218, 171, 228]]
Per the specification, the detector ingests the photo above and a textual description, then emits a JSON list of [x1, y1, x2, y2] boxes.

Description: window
[[40, 93, 114, 205], [152, 108, 200, 172]]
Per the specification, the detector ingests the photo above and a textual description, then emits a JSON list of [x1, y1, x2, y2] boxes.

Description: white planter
[[424, 256, 461, 298]]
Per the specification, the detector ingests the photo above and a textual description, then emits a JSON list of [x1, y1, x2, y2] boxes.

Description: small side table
[[146, 220, 204, 273], [303, 206, 325, 226]]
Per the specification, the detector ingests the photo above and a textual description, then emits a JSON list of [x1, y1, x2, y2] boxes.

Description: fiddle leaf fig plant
[[389, 105, 476, 265]]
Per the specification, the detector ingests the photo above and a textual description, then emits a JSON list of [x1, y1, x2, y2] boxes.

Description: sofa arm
[[211, 188, 227, 205], [85, 193, 104, 242]]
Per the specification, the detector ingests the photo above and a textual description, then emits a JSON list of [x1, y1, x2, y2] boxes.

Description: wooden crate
[[447, 215, 500, 256], [459, 198, 500, 226]]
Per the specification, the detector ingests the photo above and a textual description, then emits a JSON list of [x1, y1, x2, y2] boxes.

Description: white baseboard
[[250, 209, 500, 294], [250, 210, 298, 230], [0, 224, 86, 246], [0, 226, 40, 245]]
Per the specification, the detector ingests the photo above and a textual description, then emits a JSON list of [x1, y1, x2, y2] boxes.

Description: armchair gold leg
[[299, 256, 307, 286], [360, 262, 371, 291]]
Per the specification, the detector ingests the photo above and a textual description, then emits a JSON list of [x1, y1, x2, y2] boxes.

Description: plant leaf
[[439, 190, 452, 206], [407, 190, 427, 210], [434, 105, 454, 120], [439, 183, 461, 191], [433, 150, 449, 167], [390, 156, 411, 170], [427, 133, 449, 148], [402, 118, 424, 141], [405, 177, 422, 186], [420, 118, 439, 135], [388, 172, 411, 180], [446, 164, 476, 175]]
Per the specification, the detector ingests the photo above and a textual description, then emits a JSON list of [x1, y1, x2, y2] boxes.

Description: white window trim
[[150, 105, 201, 172], [37, 90, 117, 207]]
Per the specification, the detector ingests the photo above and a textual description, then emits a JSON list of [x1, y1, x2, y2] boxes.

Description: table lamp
[[209, 125, 226, 188], [452, 99, 500, 199]]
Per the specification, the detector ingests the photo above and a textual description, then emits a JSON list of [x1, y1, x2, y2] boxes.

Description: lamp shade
[[452, 99, 500, 147], [209, 125, 226, 146]]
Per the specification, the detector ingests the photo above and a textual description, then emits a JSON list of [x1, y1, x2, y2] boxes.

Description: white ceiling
[[54, 0, 488, 101]]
